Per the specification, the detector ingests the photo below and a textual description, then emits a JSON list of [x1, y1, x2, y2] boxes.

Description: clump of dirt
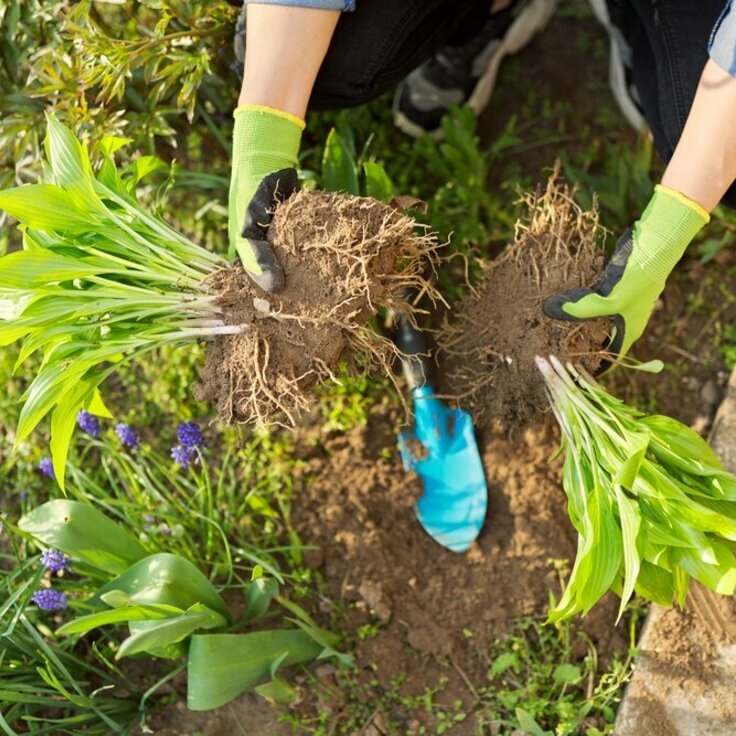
[[194, 190, 438, 426], [439, 172, 610, 427]]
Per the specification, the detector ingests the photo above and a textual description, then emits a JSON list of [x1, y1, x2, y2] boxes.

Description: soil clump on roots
[[195, 190, 437, 426], [440, 174, 610, 427]]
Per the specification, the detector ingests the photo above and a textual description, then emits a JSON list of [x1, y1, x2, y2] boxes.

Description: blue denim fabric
[[243, 0, 354, 10], [710, 1, 736, 73]]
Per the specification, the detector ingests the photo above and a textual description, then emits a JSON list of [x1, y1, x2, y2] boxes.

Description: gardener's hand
[[543, 185, 709, 362], [228, 105, 304, 292]]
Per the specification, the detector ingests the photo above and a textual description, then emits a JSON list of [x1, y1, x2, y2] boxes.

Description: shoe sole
[[394, 0, 559, 139], [586, 0, 645, 131]]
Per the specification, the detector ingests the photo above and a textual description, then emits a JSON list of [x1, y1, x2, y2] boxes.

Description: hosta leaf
[[0, 249, 107, 288], [92, 553, 230, 622], [615, 485, 641, 619], [19, 500, 148, 575], [643, 415, 724, 472], [673, 542, 736, 595], [187, 631, 325, 711], [45, 113, 102, 212], [362, 161, 394, 203], [0, 184, 94, 233], [635, 561, 675, 607]]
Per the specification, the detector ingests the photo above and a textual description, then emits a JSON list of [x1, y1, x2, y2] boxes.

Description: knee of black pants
[[309, 0, 491, 111]]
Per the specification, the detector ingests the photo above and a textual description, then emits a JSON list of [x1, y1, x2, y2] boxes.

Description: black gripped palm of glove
[[235, 167, 299, 293]]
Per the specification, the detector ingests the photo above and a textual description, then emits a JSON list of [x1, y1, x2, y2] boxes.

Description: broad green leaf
[[187, 630, 324, 711], [362, 161, 394, 203], [86, 388, 113, 419], [19, 500, 148, 575], [45, 113, 103, 212], [673, 542, 736, 595], [0, 184, 94, 233], [118, 604, 226, 659], [0, 249, 108, 288], [490, 651, 518, 675], [615, 485, 641, 620], [643, 415, 724, 472], [612, 431, 649, 489], [56, 603, 183, 636], [322, 129, 359, 195], [93, 553, 230, 622]]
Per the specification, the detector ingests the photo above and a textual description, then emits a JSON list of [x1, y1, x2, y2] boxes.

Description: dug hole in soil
[[194, 190, 439, 427]]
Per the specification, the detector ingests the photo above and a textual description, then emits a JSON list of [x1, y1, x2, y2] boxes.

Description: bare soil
[[195, 190, 437, 427], [439, 174, 610, 428]]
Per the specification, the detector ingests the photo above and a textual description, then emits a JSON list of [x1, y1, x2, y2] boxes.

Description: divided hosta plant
[[0, 114, 234, 487], [14, 499, 346, 711], [538, 356, 736, 622], [0, 116, 435, 483]]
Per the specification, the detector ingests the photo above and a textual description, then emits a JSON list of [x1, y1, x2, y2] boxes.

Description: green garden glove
[[543, 185, 710, 362], [228, 105, 304, 292]]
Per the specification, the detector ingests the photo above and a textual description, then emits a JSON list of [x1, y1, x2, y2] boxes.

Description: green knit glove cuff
[[629, 185, 710, 285], [228, 105, 304, 262]]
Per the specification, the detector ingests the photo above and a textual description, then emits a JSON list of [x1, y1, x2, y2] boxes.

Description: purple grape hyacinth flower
[[39, 457, 55, 480], [115, 422, 139, 450], [77, 409, 101, 438], [177, 421, 204, 449], [41, 549, 71, 574], [32, 589, 68, 611], [170, 445, 193, 469]]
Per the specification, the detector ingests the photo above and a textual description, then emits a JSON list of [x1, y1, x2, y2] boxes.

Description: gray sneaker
[[393, 0, 559, 139], [587, 0, 645, 131]]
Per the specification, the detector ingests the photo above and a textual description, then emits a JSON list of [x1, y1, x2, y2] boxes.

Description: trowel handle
[[394, 312, 433, 391]]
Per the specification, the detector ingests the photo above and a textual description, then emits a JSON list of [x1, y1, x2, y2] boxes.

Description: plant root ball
[[194, 190, 439, 427], [438, 172, 610, 428]]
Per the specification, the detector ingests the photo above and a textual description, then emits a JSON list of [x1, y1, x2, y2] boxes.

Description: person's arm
[[544, 48, 736, 364], [228, 5, 340, 292]]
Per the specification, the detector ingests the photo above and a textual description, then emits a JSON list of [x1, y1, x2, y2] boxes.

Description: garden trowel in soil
[[394, 313, 487, 552]]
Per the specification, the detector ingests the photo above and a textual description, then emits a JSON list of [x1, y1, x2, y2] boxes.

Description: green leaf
[[254, 675, 296, 705], [612, 431, 649, 489], [0, 184, 95, 233], [187, 630, 324, 710], [45, 113, 102, 212], [86, 388, 113, 419], [93, 553, 230, 622], [515, 708, 553, 736], [118, 603, 226, 659], [321, 129, 360, 195], [244, 577, 279, 623], [19, 500, 148, 575], [97, 135, 133, 157], [362, 161, 394, 203], [553, 663, 582, 685], [0, 249, 108, 288], [56, 602, 183, 636], [615, 485, 641, 619], [490, 651, 518, 675]]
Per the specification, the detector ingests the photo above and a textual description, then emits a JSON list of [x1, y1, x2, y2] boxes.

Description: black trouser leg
[[310, 0, 490, 109]]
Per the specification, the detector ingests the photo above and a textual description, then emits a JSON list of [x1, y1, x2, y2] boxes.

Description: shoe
[[393, 0, 559, 139], [587, 0, 645, 131]]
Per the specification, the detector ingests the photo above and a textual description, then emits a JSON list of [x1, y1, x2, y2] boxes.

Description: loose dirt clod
[[439, 172, 610, 427], [194, 190, 439, 426]]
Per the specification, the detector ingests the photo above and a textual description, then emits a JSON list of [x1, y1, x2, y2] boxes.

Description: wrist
[[630, 185, 709, 284]]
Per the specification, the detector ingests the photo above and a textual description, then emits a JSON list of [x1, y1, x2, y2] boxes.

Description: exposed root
[[438, 167, 611, 428], [195, 190, 441, 427]]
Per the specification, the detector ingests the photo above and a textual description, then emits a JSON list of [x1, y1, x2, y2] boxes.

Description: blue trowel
[[394, 313, 488, 553]]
